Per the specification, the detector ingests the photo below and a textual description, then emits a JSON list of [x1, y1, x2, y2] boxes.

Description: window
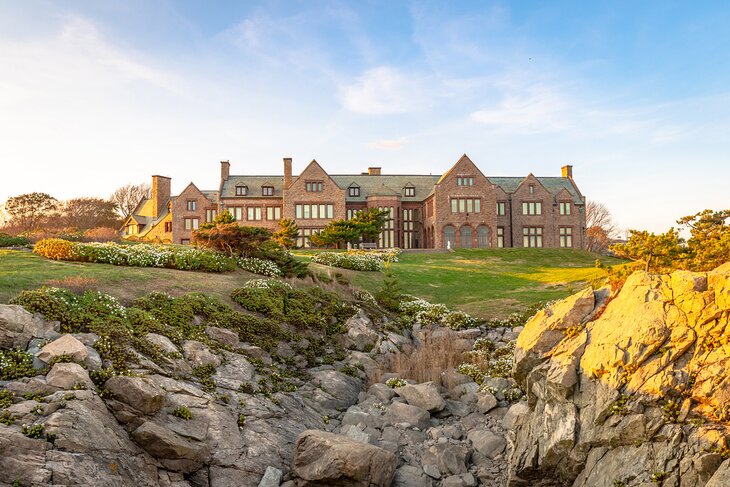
[[348, 186, 360, 197], [164, 221, 172, 232], [126, 224, 139, 235], [523, 227, 543, 248], [497, 227, 504, 248], [477, 226, 489, 248], [247, 207, 262, 221], [459, 226, 472, 248], [184, 218, 199, 230], [205, 209, 217, 222], [306, 181, 323, 192], [560, 227, 573, 247], [295, 204, 334, 219], [529, 184, 535, 194], [457, 176, 474, 186], [235, 186, 247, 196], [522, 201, 542, 215], [186, 200, 197, 211], [378, 207, 395, 248], [450, 197, 481, 213], [559, 202, 571, 215], [403, 208, 419, 249], [180, 239, 190, 245], [296, 228, 323, 248], [443, 225, 456, 249], [497, 202, 506, 216], [404, 186, 415, 197], [230, 207, 243, 221], [266, 207, 281, 220], [262, 186, 274, 196]]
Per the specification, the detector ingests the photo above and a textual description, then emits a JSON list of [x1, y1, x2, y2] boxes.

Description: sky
[[1, 0, 729, 233]]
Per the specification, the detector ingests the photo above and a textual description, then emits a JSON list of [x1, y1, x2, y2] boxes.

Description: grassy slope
[[1, 248, 623, 320]]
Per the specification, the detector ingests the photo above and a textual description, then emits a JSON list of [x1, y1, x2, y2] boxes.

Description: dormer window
[[457, 176, 474, 186], [235, 185, 248, 196], [262, 186, 274, 196], [404, 186, 415, 197], [348, 185, 360, 197], [306, 181, 323, 192]]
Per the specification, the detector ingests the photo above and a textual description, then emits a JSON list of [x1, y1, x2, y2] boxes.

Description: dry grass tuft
[[45, 276, 99, 294]]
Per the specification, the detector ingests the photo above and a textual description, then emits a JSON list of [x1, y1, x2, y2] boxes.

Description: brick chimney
[[220, 160, 230, 180], [561, 165, 573, 178], [368, 167, 381, 176], [151, 175, 171, 219], [283, 157, 293, 189]]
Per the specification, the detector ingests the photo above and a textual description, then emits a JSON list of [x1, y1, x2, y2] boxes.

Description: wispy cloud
[[368, 137, 407, 150], [339, 66, 433, 115]]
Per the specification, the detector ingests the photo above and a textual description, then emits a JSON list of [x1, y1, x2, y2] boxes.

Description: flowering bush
[[236, 257, 283, 277], [311, 251, 383, 271], [34, 238, 77, 260], [352, 289, 377, 305], [347, 248, 402, 262], [242, 279, 292, 290], [398, 295, 477, 329], [385, 377, 407, 388], [33, 239, 236, 273], [442, 311, 477, 330], [0, 348, 36, 380]]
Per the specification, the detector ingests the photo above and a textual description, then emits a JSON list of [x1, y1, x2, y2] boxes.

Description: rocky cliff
[[510, 263, 730, 487]]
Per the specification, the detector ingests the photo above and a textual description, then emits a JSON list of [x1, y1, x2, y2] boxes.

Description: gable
[[287, 159, 341, 192], [436, 154, 491, 186]]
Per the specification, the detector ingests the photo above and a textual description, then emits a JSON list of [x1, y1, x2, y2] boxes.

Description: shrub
[[311, 252, 383, 271], [236, 257, 282, 277], [0, 410, 13, 425], [83, 227, 119, 242], [442, 311, 477, 330], [21, 423, 45, 439], [0, 233, 30, 247], [0, 389, 15, 408], [385, 377, 407, 388], [170, 405, 192, 420], [33, 238, 77, 260], [0, 349, 37, 380]]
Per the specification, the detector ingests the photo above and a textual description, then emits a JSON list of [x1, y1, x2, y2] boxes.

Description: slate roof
[[220, 174, 584, 204]]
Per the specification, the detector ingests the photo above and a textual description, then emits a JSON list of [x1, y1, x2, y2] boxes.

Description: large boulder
[[395, 382, 446, 412], [0, 304, 59, 349], [293, 430, 397, 486], [131, 421, 211, 473], [342, 309, 380, 351], [45, 362, 93, 389], [104, 376, 166, 415], [36, 334, 88, 364], [384, 401, 431, 430], [182, 340, 221, 367]]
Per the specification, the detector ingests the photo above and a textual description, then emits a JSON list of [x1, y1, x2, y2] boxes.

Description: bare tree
[[61, 197, 121, 230], [4, 192, 59, 232], [111, 183, 151, 219], [584, 201, 618, 253]]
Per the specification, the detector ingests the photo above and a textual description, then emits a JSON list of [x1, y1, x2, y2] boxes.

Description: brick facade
[[124, 155, 586, 249]]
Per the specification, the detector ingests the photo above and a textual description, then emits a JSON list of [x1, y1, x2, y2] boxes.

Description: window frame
[[348, 186, 360, 197], [186, 200, 197, 211], [235, 185, 248, 196], [404, 186, 416, 197]]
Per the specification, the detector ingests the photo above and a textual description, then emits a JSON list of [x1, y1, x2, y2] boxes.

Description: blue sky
[[1, 0, 729, 233]]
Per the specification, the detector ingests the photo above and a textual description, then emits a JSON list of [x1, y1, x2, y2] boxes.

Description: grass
[[307, 248, 624, 320], [1, 248, 623, 320]]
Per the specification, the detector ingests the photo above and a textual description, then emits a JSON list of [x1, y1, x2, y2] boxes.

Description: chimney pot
[[561, 165, 573, 178], [368, 167, 381, 176]]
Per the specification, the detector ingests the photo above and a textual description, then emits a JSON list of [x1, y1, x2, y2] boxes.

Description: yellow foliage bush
[[33, 238, 78, 261]]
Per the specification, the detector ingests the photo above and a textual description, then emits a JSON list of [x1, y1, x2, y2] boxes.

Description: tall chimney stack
[[368, 167, 381, 176], [151, 175, 171, 219], [561, 165, 573, 178], [283, 157, 293, 189], [220, 160, 230, 181]]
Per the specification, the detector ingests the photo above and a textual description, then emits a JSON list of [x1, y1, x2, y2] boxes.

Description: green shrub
[[442, 311, 477, 330], [170, 405, 192, 420], [386, 377, 406, 388], [0, 233, 30, 247], [0, 410, 13, 425], [21, 423, 45, 439], [0, 349, 37, 380], [0, 389, 15, 408]]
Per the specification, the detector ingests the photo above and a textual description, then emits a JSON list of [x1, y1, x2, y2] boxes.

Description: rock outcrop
[[510, 263, 730, 487]]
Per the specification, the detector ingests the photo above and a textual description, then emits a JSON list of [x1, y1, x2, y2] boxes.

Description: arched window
[[477, 225, 489, 248], [443, 225, 456, 249], [459, 225, 472, 248]]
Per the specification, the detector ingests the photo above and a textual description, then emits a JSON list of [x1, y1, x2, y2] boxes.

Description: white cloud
[[368, 137, 407, 150], [340, 67, 432, 115]]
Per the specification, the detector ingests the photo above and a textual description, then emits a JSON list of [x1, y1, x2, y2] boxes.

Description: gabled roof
[[220, 176, 291, 198], [330, 175, 441, 202], [490, 177, 584, 204]]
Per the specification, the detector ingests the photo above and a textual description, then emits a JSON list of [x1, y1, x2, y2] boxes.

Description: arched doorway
[[459, 225, 473, 248], [443, 225, 456, 249], [477, 225, 489, 248]]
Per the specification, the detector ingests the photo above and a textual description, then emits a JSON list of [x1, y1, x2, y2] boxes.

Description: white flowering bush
[[35, 239, 236, 272], [347, 248, 402, 262], [352, 289, 377, 305], [236, 257, 282, 277], [442, 311, 477, 330], [242, 279, 292, 290], [311, 252, 383, 271], [385, 377, 407, 388]]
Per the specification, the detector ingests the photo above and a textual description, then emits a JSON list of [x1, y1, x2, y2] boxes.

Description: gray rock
[[205, 326, 239, 348], [368, 383, 396, 402], [343, 309, 380, 351], [0, 304, 59, 349], [395, 381, 446, 412], [476, 391, 498, 413], [310, 369, 362, 410], [213, 352, 255, 390], [441, 368, 471, 392], [395, 465, 433, 486], [384, 401, 430, 430], [105, 376, 166, 415], [183, 340, 221, 367], [36, 334, 88, 364], [45, 362, 93, 390], [707, 458, 730, 487], [468, 428, 506, 458], [502, 401, 529, 430], [423, 463, 441, 479], [131, 421, 211, 473], [420, 443, 470, 476], [145, 333, 179, 354], [84, 345, 103, 370], [293, 430, 397, 487], [258, 466, 283, 487], [238, 344, 273, 365]]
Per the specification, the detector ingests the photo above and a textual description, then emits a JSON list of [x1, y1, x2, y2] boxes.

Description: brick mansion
[[122, 154, 586, 250]]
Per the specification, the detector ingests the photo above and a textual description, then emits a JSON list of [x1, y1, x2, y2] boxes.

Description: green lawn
[[308, 248, 624, 320], [1, 248, 624, 320]]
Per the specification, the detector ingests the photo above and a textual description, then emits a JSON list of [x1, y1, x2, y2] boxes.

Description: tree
[[193, 215, 272, 257], [309, 208, 390, 248], [609, 228, 684, 272], [351, 208, 390, 241], [111, 183, 151, 219], [4, 192, 59, 232], [677, 209, 730, 271], [584, 201, 618, 253], [61, 197, 120, 230], [272, 218, 299, 249]]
